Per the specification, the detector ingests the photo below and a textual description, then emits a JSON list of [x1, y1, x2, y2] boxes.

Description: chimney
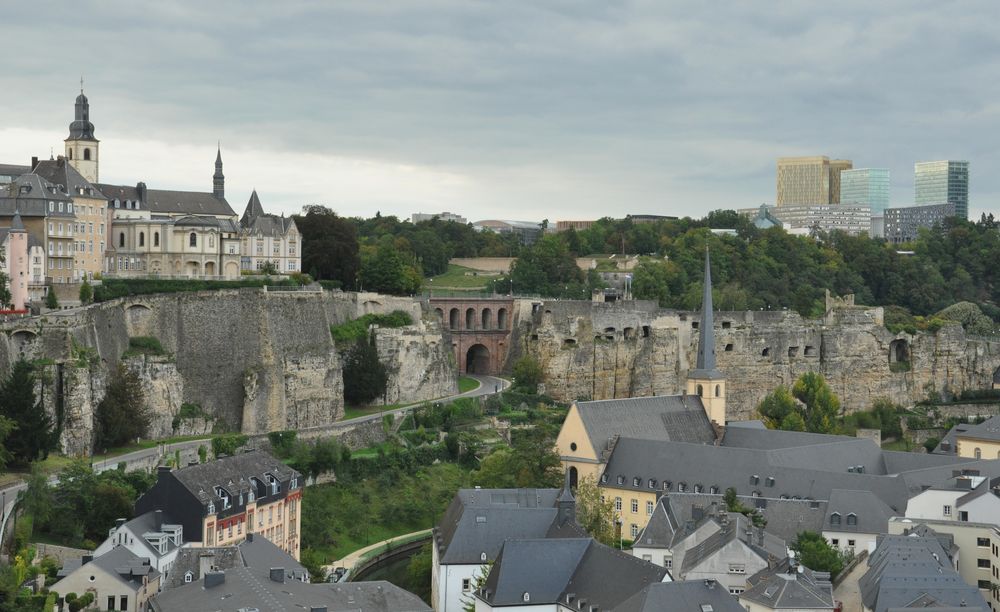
[[270, 567, 285, 583], [204, 571, 225, 588], [199, 553, 215, 578], [30, 156, 38, 170], [154, 509, 164, 530]]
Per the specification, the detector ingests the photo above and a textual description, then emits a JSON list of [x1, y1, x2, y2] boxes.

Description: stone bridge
[[429, 297, 513, 375]]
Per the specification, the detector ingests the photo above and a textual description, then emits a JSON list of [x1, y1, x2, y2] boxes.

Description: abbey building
[[0, 87, 300, 304]]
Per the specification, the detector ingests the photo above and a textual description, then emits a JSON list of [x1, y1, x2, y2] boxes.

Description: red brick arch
[[429, 297, 513, 375]]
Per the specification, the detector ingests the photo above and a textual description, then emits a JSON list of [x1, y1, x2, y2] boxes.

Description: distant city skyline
[[3, 2, 999, 222]]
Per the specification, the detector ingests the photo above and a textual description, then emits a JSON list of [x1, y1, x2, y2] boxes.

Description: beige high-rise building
[[776, 156, 853, 206]]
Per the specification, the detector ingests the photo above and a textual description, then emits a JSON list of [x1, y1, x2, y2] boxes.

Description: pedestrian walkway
[[325, 528, 432, 577]]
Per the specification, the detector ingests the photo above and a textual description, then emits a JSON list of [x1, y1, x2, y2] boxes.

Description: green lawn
[[425, 264, 497, 290], [458, 376, 480, 393], [882, 438, 914, 452]]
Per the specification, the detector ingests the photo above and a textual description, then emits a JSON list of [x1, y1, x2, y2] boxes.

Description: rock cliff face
[[0, 289, 457, 454], [514, 299, 1000, 420]]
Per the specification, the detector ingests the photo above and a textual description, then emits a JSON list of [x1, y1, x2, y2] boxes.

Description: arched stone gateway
[[889, 339, 911, 372], [466, 344, 491, 374], [430, 297, 514, 375]]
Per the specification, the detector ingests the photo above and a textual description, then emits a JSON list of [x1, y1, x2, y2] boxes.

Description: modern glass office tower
[[841, 168, 890, 215], [915, 160, 969, 220], [776, 156, 853, 206]]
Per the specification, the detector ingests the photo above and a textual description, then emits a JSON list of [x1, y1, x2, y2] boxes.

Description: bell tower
[[686, 248, 727, 426], [65, 80, 99, 183]]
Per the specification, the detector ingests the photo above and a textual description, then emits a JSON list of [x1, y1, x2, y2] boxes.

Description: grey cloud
[[4, 0, 1000, 219]]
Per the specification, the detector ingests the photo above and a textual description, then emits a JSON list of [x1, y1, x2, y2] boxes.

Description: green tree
[[473, 430, 562, 488], [512, 356, 543, 393], [343, 331, 388, 405], [293, 205, 361, 289], [792, 372, 840, 434], [575, 474, 616, 546], [94, 363, 150, 450], [212, 433, 249, 458], [791, 531, 848, 578], [0, 359, 57, 465], [506, 234, 587, 298], [45, 288, 59, 309], [78, 277, 93, 304], [359, 242, 420, 295], [756, 386, 798, 429]]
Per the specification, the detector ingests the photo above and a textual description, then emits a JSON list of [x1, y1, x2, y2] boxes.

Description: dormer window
[[750, 475, 760, 485], [663, 481, 671, 491], [600, 474, 608, 484], [847, 513, 857, 526], [184, 572, 193, 584], [214, 486, 231, 510], [207, 502, 215, 514], [677, 482, 686, 492], [830, 512, 842, 526], [632, 477, 640, 487], [648, 479, 656, 489], [617, 475, 625, 485], [765, 477, 775, 487]]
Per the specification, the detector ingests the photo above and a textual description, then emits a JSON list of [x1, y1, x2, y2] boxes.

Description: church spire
[[213, 144, 225, 199], [686, 246, 726, 427], [694, 247, 718, 375]]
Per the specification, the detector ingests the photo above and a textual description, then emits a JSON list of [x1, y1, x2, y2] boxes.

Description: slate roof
[[574, 394, 717, 456], [56, 546, 159, 590], [825, 489, 896, 534], [679, 513, 786, 575], [859, 532, 989, 612], [164, 533, 307, 590], [634, 496, 686, 550], [741, 557, 835, 610], [150, 574, 430, 611], [656, 493, 827, 544], [954, 415, 1000, 443], [171, 450, 300, 506], [32, 158, 104, 199], [479, 538, 666, 610], [116, 509, 184, 559], [96, 183, 236, 218], [616, 580, 746, 612], [0, 163, 30, 180], [601, 437, 912, 513], [435, 488, 564, 564], [0, 174, 75, 218]]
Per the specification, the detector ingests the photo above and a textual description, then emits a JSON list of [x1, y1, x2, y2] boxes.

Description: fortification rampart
[[513, 299, 1000, 420], [0, 289, 455, 455]]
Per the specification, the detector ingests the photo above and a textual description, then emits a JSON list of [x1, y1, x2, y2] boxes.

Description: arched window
[[83, 148, 91, 161], [697, 384, 703, 396], [154, 232, 160, 247], [715, 384, 721, 397], [975, 448, 982, 459], [118, 232, 125, 248], [830, 512, 842, 526], [68, 149, 73, 160], [209, 234, 215, 248], [189, 233, 197, 247], [139, 232, 145, 247]]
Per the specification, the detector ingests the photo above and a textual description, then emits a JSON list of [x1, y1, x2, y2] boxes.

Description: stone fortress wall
[[0, 289, 457, 455], [510, 296, 1000, 420]]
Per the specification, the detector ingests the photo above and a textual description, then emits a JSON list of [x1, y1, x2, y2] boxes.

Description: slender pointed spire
[[692, 247, 722, 377], [213, 144, 225, 199]]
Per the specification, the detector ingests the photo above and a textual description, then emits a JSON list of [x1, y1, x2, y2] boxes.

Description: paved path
[[326, 528, 433, 579], [338, 373, 510, 427], [833, 553, 868, 611]]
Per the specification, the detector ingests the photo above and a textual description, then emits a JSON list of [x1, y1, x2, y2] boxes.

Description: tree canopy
[[0, 359, 57, 466], [758, 373, 840, 434], [94, 363, 150, 450]]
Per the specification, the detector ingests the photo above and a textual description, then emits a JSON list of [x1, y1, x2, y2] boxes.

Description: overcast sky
[[3, 1, 999, 222]]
